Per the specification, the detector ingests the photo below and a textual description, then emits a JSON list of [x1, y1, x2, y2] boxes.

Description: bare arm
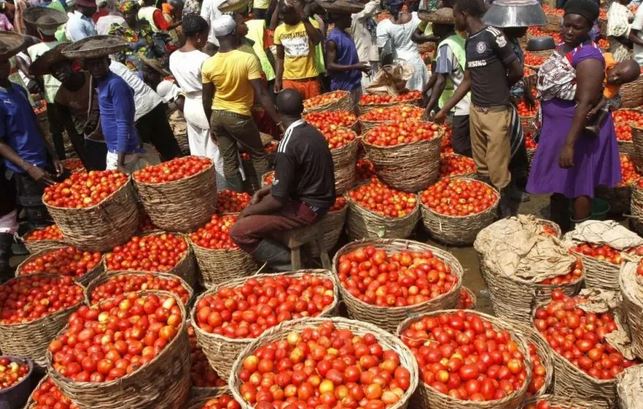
[[0, 141, 57, 185], [630, 29, 643, 46], [434, 69, 471, 122], [274, 45, 285, 93], [425, 74, 447, 115], [506, 58, 524, 86], [302, 18, 323, 45], [269, 3, 280, 30], [412, 27, 439, 44], [202, 82, 214, 124], [250, 78, 280, 126], [326, 40, 368, 73], [239, 192, 284, 217]]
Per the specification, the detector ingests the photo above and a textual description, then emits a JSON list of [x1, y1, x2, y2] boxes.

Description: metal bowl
[[483, 0, 547, 28], [527, 36, 556, 51]]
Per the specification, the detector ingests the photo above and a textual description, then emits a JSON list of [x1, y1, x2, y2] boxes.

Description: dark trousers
[[230, 201, 319, 253], [452, 114, 472, 157], [0, 166, 16, 217], [136, 103, 182, 162], [9, 172, 49, 228], [84, 139, 108, 171], [46, 103, 66, 160]]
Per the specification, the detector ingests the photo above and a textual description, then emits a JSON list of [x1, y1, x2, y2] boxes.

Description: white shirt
[[96, 14, 127, 35], [632, 5, 643, 65], [351, 0, 380, 62], [169, 49, 209, 95], [109, 61, 163, 121], [200, 0, 225, 46], [66, 10, 97, 42]]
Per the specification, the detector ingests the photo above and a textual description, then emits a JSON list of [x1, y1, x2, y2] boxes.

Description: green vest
[[437, 34, 466, 110]]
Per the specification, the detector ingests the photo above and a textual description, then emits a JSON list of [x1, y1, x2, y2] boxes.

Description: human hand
[[26, 164, 56, 186], [432, 110, 447, 124], [559, 144, 575, 168], [52, 159, 64, 177], [355, 62, 371, 74], [274, 80, 282, 94]]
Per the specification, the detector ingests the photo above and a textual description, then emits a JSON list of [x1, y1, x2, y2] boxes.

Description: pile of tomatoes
[[304, 110, 356, 131], [329, 197, 347, 212], [439, 154, 476, 178], [533, 290, 638, 380], [525, 132, 538, 151], [187, 326, 226, 388], [18, 246, 102, 279], [400, 311, 528, 401], [263, 171, 275, 186], [571, 243, 622, 265], [62, 158, 85, 174], [25, 224, 64, 242], [359, 91, 422, 106], [199, 394, 241, 409], [90, 273, 191, 305], [348, 178, 417, 218], [524, 52, 547, 67], [134, 156, 211, 184], [619, 154, 640, 186], [190, 214, 238, 249], [320, 127, 357, 150], [440, 126, 453, 154], [421, 178, 498, 217], [0, 276, 84, 324], [355, 159, 376, 182], [49, 292, 183, 382], [364, 120, 439, 147], [527, 26, 561, 43], [30, 378, 79, 409], [525, 400, 583, 409], [105, 233, 187, 272], [359, 105, 425, 123], [517, 100, 538, 117], [44, 170, 128, 208], [194, 274, 335, 339], [537, 259, 583, 285], [0, 357, 29, 390], [527, 342, 548, 397], [457, 288, 475, 309], [613, 110, 643, 142], [337, 245, 458, 308], [303, 91, 348, 110], [237, 321, 412, 408], [217, 190, 251, 214]]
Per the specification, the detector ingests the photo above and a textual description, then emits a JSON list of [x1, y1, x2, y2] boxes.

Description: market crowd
[[0, 0, 642, 273]]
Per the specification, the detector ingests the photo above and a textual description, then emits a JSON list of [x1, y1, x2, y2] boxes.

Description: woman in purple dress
[[526, 0, 620, 228]]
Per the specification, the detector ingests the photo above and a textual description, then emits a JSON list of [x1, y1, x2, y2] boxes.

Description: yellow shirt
[[202, 49, 263, 116], [274, 20, 320, 80]]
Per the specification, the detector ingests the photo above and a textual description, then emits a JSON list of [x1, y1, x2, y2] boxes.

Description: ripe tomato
[[421, 178, 498, 217], [30, 378, 79, 409], [24, 224, 64, 242], [348, 177, 417, 218], [17, 246, 102, 279], [440, 154, 477, 178], [0, 357, 30, 389], [190, 214, 239, 250], [217, 190, 251, 214], [43, 170, 128, 208], [359, 91, 422, 106], [303, 91, 349, 110], [364, 120, 439, 147], [105, 233, 188, 272], [133, 156, 211, 184], [89, 272, 191, 305]]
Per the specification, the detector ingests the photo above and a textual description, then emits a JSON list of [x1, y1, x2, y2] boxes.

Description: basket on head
[[47, 290, 191, 409], [308, 203, 348, 257], [19, 226, 67, 254], [524, 49, 553, 70], [420, 177, 499, 246], [620, 74, 643, 109], [61, 35, 128, 59], [520, 113, 538, 136], [0, 275, 84, 366], [543, 13, 561, 32], [45, 177, 139, 252], [189, 237, 258, 289], [397, 310, 532, 409], [569, 247, 622, 291], [230, 316, 419, 409], [332, 239, 463, 332], [331, 134, 359, 195], [362, 124, 442, 192], [15, 247, 105, 287], [190, 270, 339, 380], [133, 158, 218, 233], [303, 90, 353, 114], [619, 262, 643, 359], [345, 193, 420, 240]]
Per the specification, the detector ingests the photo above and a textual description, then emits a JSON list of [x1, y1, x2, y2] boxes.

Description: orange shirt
[[603, 52, 619, 99]]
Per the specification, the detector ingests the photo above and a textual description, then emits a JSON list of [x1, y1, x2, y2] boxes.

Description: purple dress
[[526, 45, 621, 198]]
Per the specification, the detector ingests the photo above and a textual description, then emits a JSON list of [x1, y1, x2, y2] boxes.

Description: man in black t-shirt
[[231, 89, 335, 270], [434, 0, 523, 216]]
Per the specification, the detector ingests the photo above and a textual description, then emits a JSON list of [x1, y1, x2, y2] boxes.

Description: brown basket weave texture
[[303, 91, 353, 114], [397, 310, 531, 409], [362, 126, 442, 192], [185, 388, 231, 409], [358, 98, 422, 115], [48, 290, 191, 409], [520, 394, 598, 409], [332, 239, 463, 333], [331, 136, 359, 195], [308, 205, 348, 257], [0, 275, 84, 366], [632, 185, 643, 224], [230, 316, 419, 409], [191, 270, 339, 380], [620, 76, 643, 108], [619, 262, 643, 359], [134, 161, 217, 233], [20, 228, 67, 254], [479, 252, 584, 322], [618, 140, 634, 157], [510, 320, 554, 403], [358, 104, 426, 134], [544, 14, 561, 32], [633, 125, 643, 173], [45, 178, 139, 252], [16, 248, 105, 287], [420, 178, 499, 246], [346, 195, 419, 240], [570, 250, 621, 290], [189, 239, 258, 289]]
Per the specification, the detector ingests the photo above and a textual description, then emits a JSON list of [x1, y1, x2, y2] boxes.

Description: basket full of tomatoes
[[620, 69, 643, 109], [0, 275, 85, 366], [420, 177, 500, 246], [43, 170, 139, 252], [86, 271, 193, 306], [358, 91, 423, 114], [47, 290, 191, 409], [16, 246, 104, 286], [597, 154, 640, 215], [333, 239, 463, 332], [185, 390, 239, 409], [628, 109, 643, 172], [523, 395, 597, 409], [324, 127, 360, 194], [24, 376, 79, 409], [358, 104, 426, 133], [133, 156, 217, 233], [613, 109, 642, 158], [439, 153, 477, 178], [619, 261, 643, 360], [230, 317, 419, 409], [189, 213, 258, 288], [362, 121, 442, 192], [346, 177, 420, 240], [20, 224, 67, 254], [303, 90, 353, 114], [631, 179, 643, 231], [569, 242, 625, 290], [187, 325, 227, 398], [397, 309, 532, 409], [191, 270, 339, 379], [0, 356, 34, 409], [510, 322, 554, 403]]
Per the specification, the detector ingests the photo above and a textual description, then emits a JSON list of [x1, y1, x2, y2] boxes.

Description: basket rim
[[345, 191, 420, 221], [361, 122, 442, 151], [303, 90, 351, 112], [358, 103, 425, 122], [190, 269, 340, 344], [187, 235, 245, 253], [419, 176, 501, 219], [43, 175, 132, 211], [358, 97, 422, 108], [619, 261, 643, 307], [331, 238, 464, 313], [328, 131, 359, 154], [185, 387, 231, 409], [104, 231, 191, 273], [15, 246, 104, 281], [0, 354, 34, 394], [132, 157, 214, 187], [19, 225, 65, 243]]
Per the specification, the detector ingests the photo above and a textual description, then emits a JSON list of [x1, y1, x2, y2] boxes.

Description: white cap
[[212, 14, 236, 37]]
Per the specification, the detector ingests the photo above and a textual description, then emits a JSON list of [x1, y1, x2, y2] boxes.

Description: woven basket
[[420, 178, 499, 246], [362, 126, 442, 192], [511, 321, 554, 403], [358, 104, 426, 133], [85, 270, 194, 306], [332, 239, 463, 333], [620, 75, 643, 109], [397, 310, 531, 409], [358, 98, 422, 115], [185, 388, 230, 409], [632, 185, 643, 225], [19, 228, 67, 254], [618, 140, 635, 157], [619, 262, 643, 359], [332, 136, 359, 195], [134, 161, 217, 233], [24, 375, 49, 409], [570, 249, 621, 291], [479, 253, 584, 322], [0, 275, 84, 366], [526, 147, 537, 167], [520, 395, 597, 409], [191, 270, 339, 380], [189, 239, 258, 289], [15, 248, 105, 287], [48, 290, 191, 409], [230, 316, 419, 409], [346, 195, 419, 240], [45, 178, 139, 252], [459, 287, 477, 309], [633, 123, 643, 173], [303, 90, 353, 114], [537, 218, 562, 238], [308, 205, 348, 257], [525, 50, 553, 71], [544, 14, 561, 32]]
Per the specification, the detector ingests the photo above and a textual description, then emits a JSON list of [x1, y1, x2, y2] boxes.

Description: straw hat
[[218, 0, 250, 13], [0, 32, 29, 60], [23, 8, 68, 35], [61, 35, 128, 59], [316, 0, 365, 14], [421, 7, 455, 24], [29, 42, 70, 76]]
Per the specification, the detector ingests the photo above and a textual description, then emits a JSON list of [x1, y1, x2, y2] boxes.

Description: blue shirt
[[66, 10, 97, 42], [0, 83, 48, 173], [327, 28, 362, 92], [95, 71, 141, 154]]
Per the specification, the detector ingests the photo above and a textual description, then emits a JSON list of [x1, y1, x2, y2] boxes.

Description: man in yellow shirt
[[273, 0, 323, 99], [202, 15, 280, 192]]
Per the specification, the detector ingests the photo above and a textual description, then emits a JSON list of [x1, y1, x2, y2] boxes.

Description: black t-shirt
[[271, 121, 336, 211], [465, 26, 518, 107]]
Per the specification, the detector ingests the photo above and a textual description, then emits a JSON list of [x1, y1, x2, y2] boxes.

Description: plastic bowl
[[0, 356, 35, 409]]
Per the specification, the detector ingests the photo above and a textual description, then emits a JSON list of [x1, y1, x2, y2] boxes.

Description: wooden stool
[[281, 222, 331, 270]]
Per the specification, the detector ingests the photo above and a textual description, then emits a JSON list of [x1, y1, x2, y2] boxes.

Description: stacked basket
[[619, 262, 643, 359]]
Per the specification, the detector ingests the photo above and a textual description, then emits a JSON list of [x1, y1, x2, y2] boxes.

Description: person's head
[[182, 14, 209, 48], [453, 0, 486, 31], [280, 0, 302, 26], [329, 12, 351, 30], [502, 27, 528, 39], [432, 22, 454, 39], [607, 59, 641, 86], [234, 12, 248, 38], [276, 89, 304, 119], [120, 0, 140, 27], [212, 14, 238, 44], [168, 0, 183, 19], [561, 0, 598, 47], [84, 56, 111, 79], [78, 4, 97, 17], [51, 59, 75, 84]]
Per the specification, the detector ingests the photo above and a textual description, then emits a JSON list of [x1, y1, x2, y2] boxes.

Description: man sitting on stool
[[231, 89, 335, 270]]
